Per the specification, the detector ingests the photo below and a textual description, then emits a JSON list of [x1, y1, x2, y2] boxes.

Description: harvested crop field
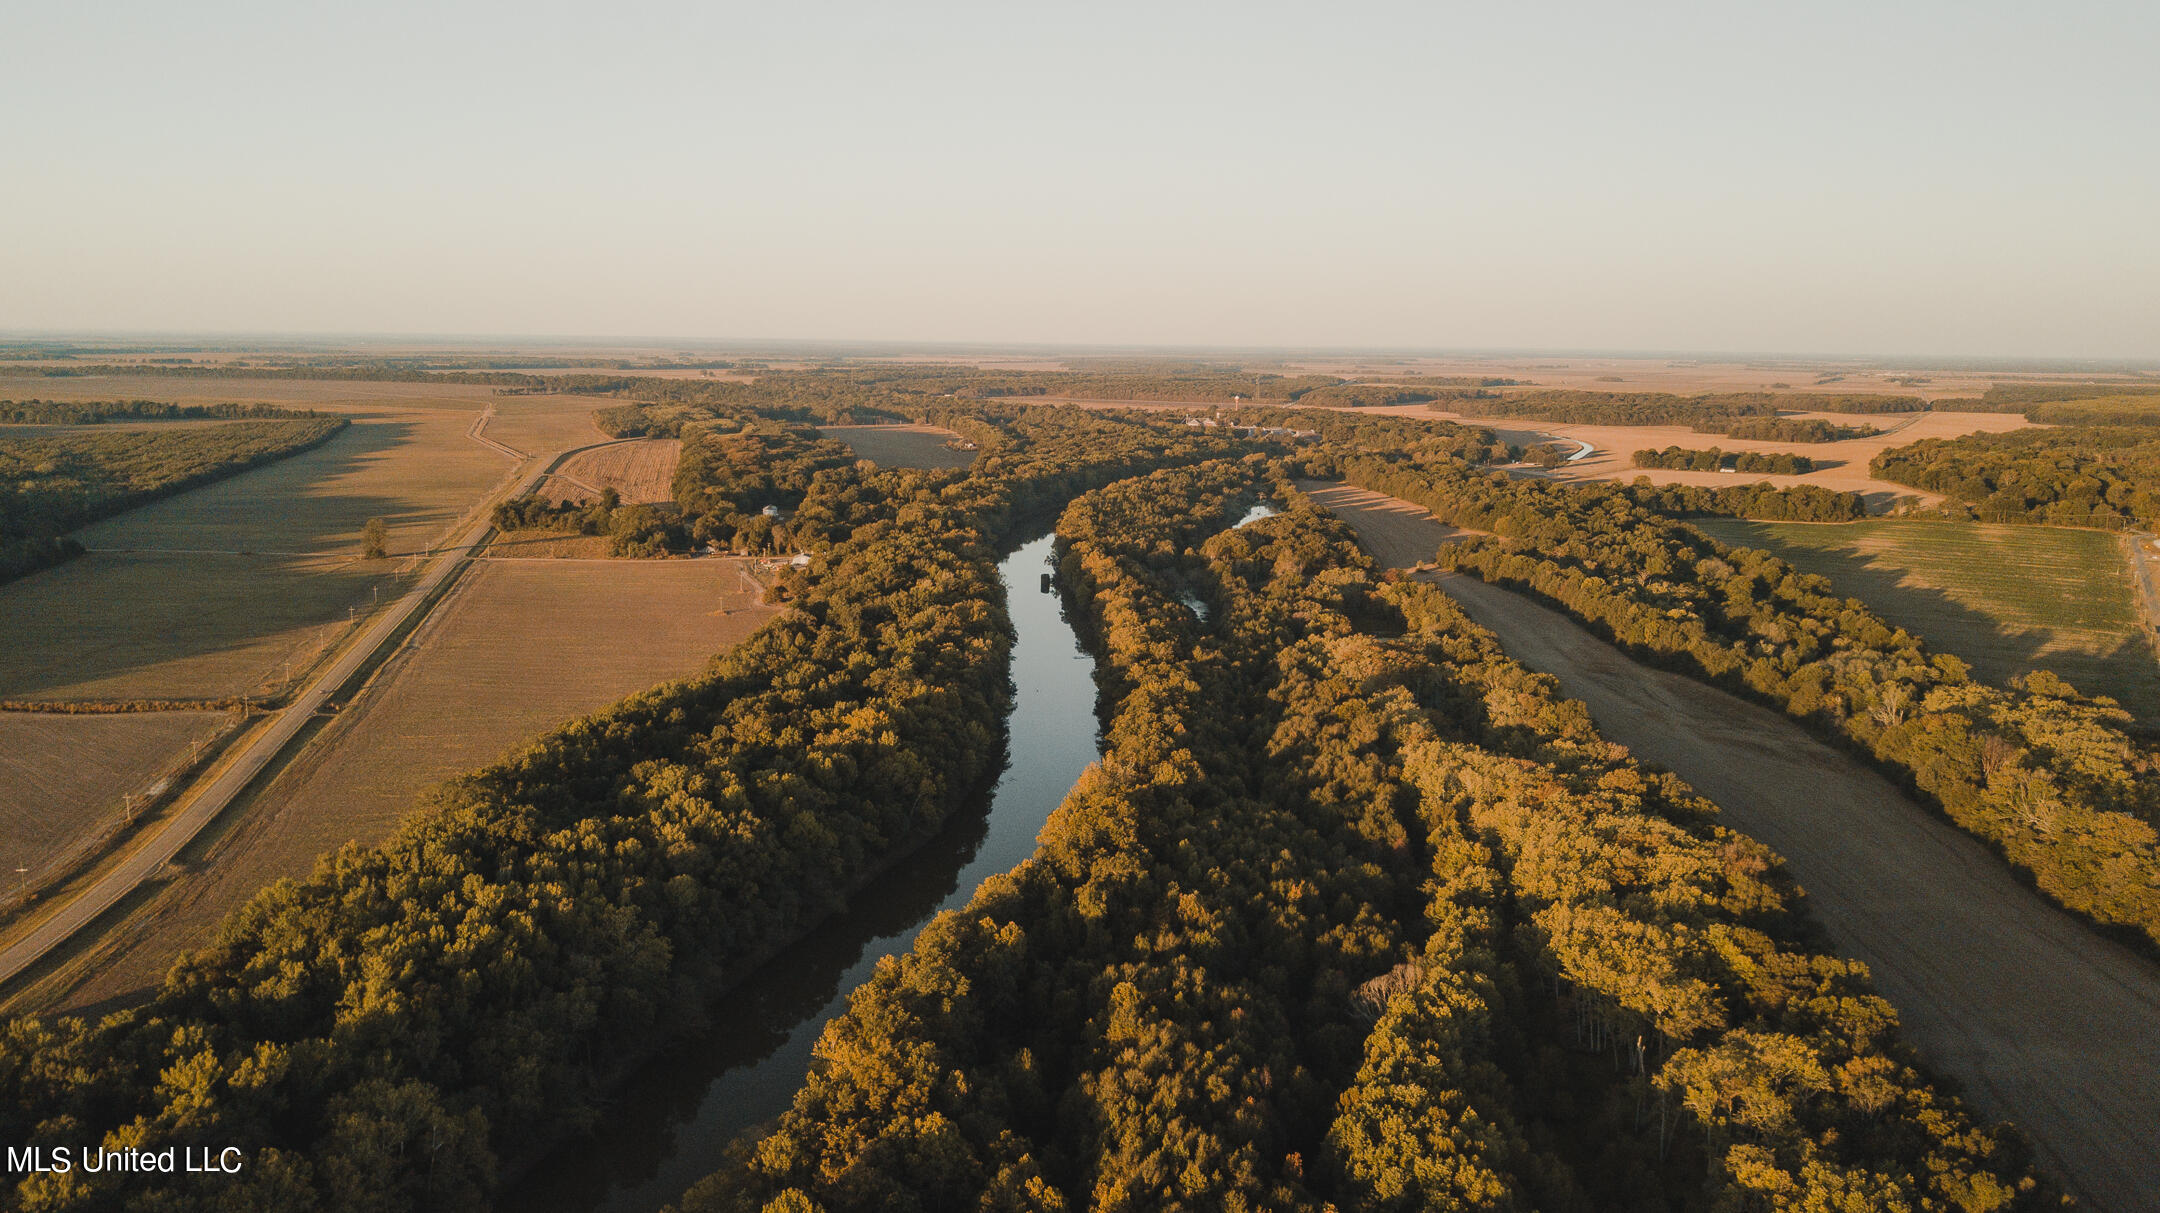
[[818, 423, 975, 469], [1431, 572, 2160, 1210], [28, 556, 779, 1014], [1697, 518, 2159, 718], [0, 712, 229, 895], [542, 438, 680, 505], [1292, 479, 1483, 568], [0, 401, 514, 703]]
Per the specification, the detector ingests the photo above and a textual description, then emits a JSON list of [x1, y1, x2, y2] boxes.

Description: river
[[508, 532, 1102, 1213]]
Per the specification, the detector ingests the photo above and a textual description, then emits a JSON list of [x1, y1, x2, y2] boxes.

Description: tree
[[362, 516, 389, 559]]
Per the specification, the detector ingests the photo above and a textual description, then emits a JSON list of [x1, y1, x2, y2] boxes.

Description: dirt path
[[1433, 572, 2160, 1211], [466, 405, 529, 461], [2126, 531, 2160, 672], [1292, 479, 1483, 567]]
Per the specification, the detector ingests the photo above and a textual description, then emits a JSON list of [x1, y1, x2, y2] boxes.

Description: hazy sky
[[5, 1, 2156, 357]]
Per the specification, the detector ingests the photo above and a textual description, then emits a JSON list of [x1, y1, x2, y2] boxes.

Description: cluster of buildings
[[1182, 418, 1318, 441]]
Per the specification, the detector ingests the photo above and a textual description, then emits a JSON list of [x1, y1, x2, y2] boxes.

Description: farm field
[[543, 437, 680, 505], [473, 393, 612, 456], [0, 380, 543, 704], [0, 712, 229, 895], [24, 556, 779, 1015], [817, 423, 974, 468], [1697, 518, 2160, 718], [1291, 479, 1482, 567]]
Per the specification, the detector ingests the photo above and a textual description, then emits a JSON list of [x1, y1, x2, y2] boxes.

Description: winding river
[[510, 532, 1102, 1213]]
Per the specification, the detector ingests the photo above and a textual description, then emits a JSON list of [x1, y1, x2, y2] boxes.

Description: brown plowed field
[[1305, 481, 2160, 1208], [1292, 479, 1483, 568], [818, 423, 975, 469], [0, 712, 228, 894], [543, 438, 681, 505], [23, 557, 780, 1015]]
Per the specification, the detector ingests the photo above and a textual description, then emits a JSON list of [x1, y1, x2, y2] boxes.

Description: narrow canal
[[512, 531, 1102, 1213]]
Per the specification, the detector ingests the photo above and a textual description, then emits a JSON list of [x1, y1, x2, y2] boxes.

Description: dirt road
[[1436, 572, 2160, 1211], [1292, 479, 1482, 567]]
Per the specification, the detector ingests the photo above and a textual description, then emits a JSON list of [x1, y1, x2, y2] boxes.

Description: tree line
[[1633, 446, 1817, 474], [0, 399, 324, 425], [1871, 427, 2160, 529], [0, 419, 347, 584], [1426, 389, 1912, 429]]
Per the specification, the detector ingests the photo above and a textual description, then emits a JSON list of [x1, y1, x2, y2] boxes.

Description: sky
[[4, 1, 2156, 358]]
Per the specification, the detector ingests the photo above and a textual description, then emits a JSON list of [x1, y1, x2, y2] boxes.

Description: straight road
[[0, 438, 625, 991]]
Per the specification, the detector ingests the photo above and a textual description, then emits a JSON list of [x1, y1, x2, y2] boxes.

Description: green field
[[1698, 518, 2159, 718]]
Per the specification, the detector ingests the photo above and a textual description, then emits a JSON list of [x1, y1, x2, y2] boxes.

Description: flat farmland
[[0, 712, 228, 893], [1293, 479, 1483, 568], [0, 388, 518, 704], [477, 394, 613, 456], [544, 438, 681, 505], [28, 556, 779, 1013], [818, 423, 975, 469], [1698, 518, 2160, 718]]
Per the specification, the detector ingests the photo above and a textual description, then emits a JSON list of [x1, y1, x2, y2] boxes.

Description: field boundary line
[[0, 436, 630, 994]]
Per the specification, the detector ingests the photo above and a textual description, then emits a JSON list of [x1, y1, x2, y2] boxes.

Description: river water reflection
[[509, 532, 1101, 1213]]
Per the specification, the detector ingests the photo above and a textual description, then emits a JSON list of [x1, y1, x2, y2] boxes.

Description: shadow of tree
[[1707, 521, 2160, 720], [0, 421, 458, 700]]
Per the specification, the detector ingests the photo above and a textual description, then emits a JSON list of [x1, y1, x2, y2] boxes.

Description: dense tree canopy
[[1873, 428, 2160, 528], [1633, 447, 1817, 475], [680, 460, 2045, 1213]]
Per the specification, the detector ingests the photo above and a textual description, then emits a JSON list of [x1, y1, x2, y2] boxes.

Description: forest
[[0, 418, 347, 583], [680, 459, 2045, 1212], [0, 407, 1254, 1212], [1870, 428, 2160, 528], [1632, 447, 1816, 475], [0, 400, 323, 425], [0, 383, 2124, 1211]]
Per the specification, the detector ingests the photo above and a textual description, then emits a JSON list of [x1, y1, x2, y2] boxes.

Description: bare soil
[[1292, 479, 1483, 568]]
